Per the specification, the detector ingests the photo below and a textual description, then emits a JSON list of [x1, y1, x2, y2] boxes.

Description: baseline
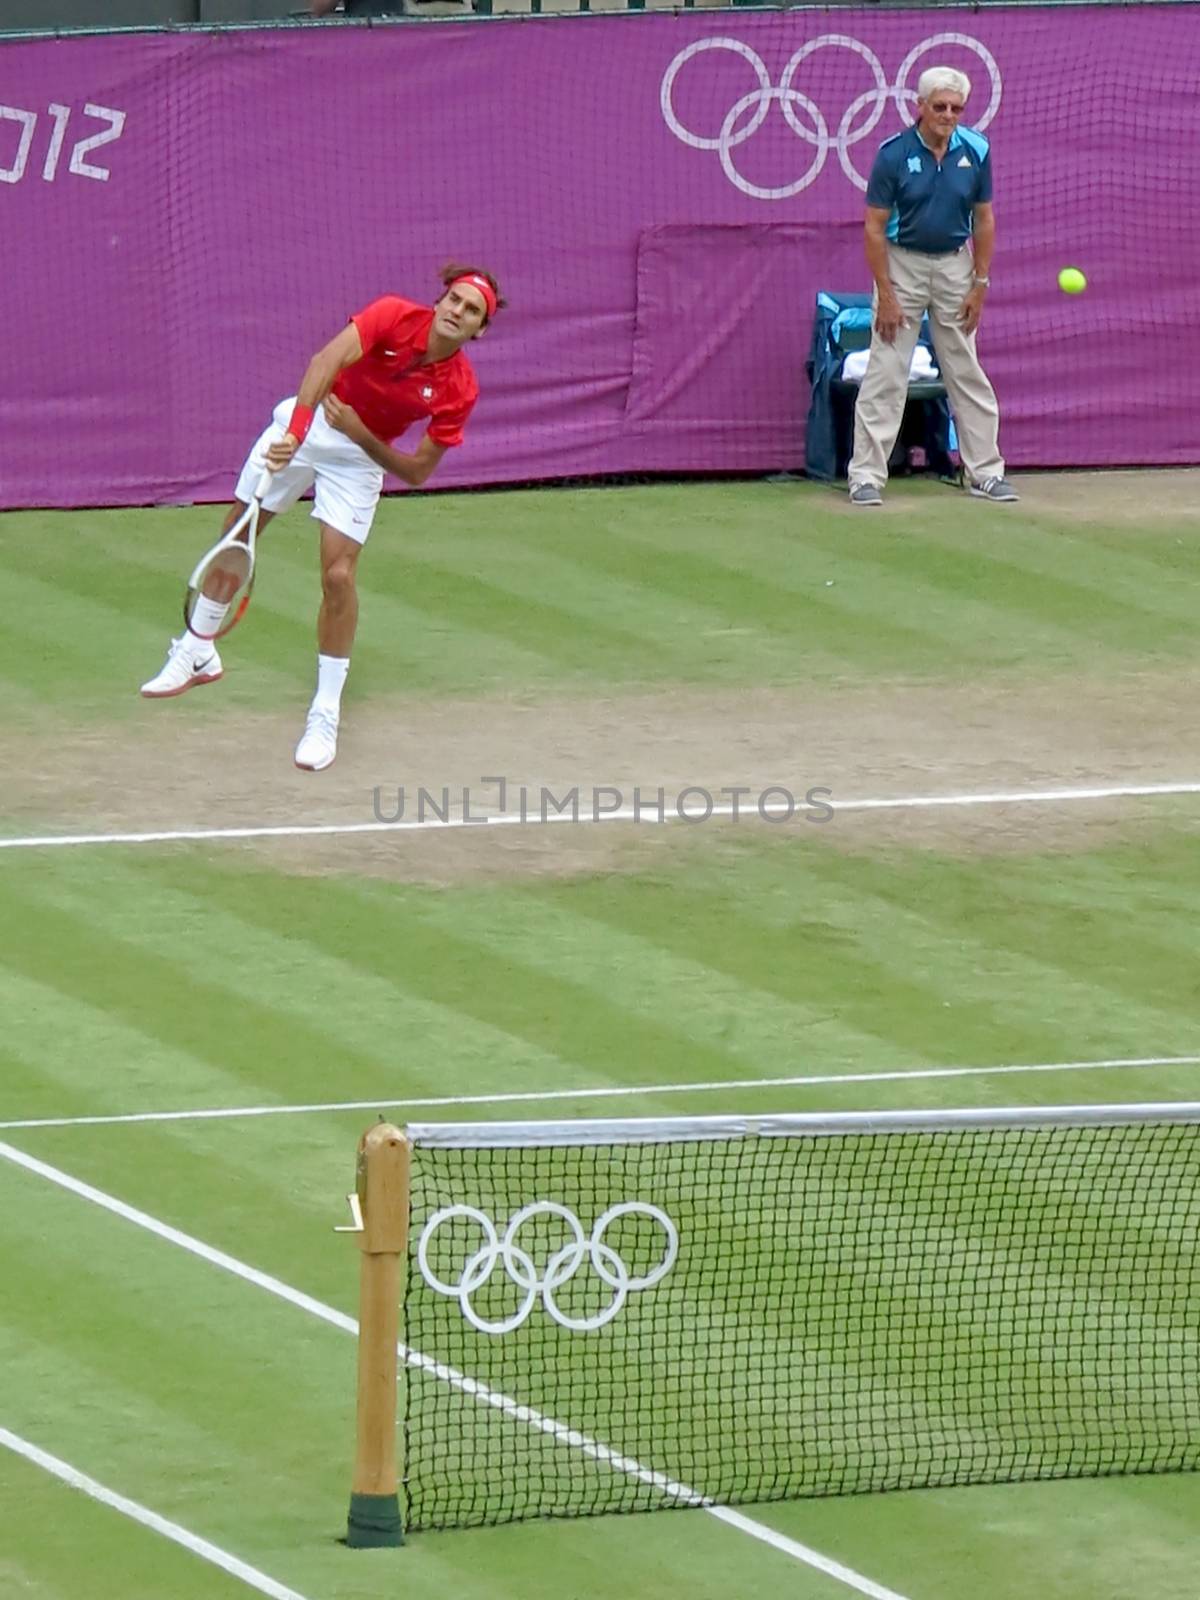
[[1, 778, 1198, 852]]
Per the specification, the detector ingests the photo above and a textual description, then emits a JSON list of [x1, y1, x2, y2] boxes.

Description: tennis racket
[[183, 466, 273, 640]]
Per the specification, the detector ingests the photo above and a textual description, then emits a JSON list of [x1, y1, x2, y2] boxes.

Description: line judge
[[848, 66, 1017, 508]]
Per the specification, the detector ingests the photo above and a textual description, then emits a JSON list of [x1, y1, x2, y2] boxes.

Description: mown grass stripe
[[124, 867, 753, 1091], [386, 879, 901, 1073], [6, 483, 1198, 701], [23, 852, 580, 1105], [834, 848, 1200, 1021], [781, 847, 1200, 1053], [559, 515, 1086, 667], [526, 843, 1183, 1076], [0, 966, 247, 1124], [988, 843, 1200, 926], [0, 887, 394, 1106], [519, 523, 960, 670], [860, 530, 1194, 654], [523, 873, 1056, 1071], [917, 522, 1200, 625], [398, 538, 833, 679], [373, 557, 689, 677]]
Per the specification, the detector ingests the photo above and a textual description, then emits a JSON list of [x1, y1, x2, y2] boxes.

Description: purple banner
[[3, 10, 1199, 508]]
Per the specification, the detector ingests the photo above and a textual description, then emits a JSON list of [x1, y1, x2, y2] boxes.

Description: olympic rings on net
[[660, 32, 1002, 199], [416, 1200, 679, 1335]]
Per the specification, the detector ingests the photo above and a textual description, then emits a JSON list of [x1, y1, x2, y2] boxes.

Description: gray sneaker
[[969, 476, 1019, 502], [849, 482, 883, 507]]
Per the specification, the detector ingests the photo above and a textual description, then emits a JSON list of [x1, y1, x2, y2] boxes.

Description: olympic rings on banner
[[416, 1200, 679, 1335], [660, 33, 1002, 199]]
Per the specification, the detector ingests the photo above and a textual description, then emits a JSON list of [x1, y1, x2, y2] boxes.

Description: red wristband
[[287, 402, 315, 444]]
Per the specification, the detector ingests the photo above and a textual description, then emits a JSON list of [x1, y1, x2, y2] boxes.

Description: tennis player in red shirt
[[142, 262, 504, 772]]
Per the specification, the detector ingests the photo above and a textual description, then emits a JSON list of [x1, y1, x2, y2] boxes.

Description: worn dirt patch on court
[[3, 665, 1197, 881], [815, 467, 1200, 527], [1011, 468, 1200, 527]]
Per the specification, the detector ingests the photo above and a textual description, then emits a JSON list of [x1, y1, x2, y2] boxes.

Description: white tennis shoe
[[294, 706, 339, 772], [140, 636, 224, 698]]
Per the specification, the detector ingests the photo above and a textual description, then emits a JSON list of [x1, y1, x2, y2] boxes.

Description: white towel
[[841, 346, 939, 382], [909, 345, 938, 379]]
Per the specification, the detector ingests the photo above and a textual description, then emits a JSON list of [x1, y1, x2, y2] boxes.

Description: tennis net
[[394, 1105, 1200, 1530]]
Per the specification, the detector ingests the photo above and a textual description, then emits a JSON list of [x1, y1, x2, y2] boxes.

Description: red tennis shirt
[[333, 295, 479, 448]]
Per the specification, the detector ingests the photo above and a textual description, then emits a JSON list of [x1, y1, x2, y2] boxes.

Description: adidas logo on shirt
[[957, 155, 972, 167]]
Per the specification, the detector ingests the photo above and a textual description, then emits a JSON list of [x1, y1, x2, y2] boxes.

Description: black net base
[[401, 1123, 1200, 1530]]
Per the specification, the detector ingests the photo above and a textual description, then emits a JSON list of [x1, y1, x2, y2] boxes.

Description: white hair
[[917, 66, 971, 103]]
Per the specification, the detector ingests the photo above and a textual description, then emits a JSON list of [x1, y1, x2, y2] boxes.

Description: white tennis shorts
[[234, 396, 386, 546]]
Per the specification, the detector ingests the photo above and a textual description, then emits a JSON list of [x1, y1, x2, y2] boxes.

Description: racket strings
[[185, 542, 255, 639], [202, 544, 252, 601]]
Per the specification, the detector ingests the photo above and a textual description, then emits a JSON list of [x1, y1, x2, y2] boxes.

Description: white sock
[[188, 597, 229, 643], [314, 654, 349, 716]]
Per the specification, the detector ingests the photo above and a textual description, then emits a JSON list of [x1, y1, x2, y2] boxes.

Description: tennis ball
[[1057, 267, 1088, 295]]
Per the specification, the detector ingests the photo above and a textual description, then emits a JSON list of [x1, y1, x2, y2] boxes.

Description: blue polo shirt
[[865, 124, 992, 254]]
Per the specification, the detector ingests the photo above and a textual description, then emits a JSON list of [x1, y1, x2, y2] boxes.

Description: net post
[[345, 1121, 410, 1549]]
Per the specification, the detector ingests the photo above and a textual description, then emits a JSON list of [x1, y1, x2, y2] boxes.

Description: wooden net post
[[343, 1122, 410, 1548]]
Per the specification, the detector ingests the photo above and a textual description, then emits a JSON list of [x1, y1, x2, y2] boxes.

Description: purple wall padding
[[4, 10, 1198, 507]]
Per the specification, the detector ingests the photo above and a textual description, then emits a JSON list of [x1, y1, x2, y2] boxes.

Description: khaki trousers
[[848, 243, 1005, 488]]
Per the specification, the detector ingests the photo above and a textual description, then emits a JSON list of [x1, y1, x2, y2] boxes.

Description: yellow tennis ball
[[1057, 267, 1088, 295]]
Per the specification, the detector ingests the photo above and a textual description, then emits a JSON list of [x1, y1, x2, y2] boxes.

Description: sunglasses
[[928, 101, 966, 114]]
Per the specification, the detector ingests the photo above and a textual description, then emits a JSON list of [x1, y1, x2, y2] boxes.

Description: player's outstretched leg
[[294, 649, 350, 771], [294, 525, 361, 772], [140, 635, 224, 699]]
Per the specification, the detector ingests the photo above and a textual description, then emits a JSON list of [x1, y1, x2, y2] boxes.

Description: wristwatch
[[973, 274, 991, 286]]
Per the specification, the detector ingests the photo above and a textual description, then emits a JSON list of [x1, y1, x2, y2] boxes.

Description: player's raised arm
[[267, 323, 365, 470]]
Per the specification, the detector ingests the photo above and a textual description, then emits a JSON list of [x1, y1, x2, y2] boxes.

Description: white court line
[[1, 778, 1199, 851], [0, 1137, 911, 1600], [708, 1505, 910, 1600], [2, 1056, 1197, 1132], [0, 1425, 312, 1600]]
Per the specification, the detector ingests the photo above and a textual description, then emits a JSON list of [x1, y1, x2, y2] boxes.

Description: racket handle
[[253, 466, 274, 501]]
